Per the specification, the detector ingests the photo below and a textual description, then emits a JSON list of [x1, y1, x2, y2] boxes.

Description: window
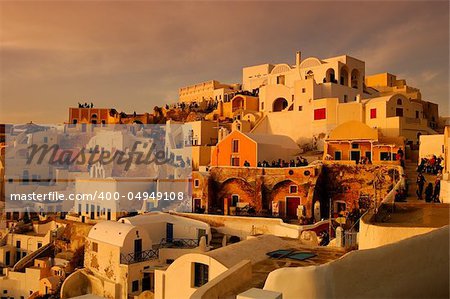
[[193, 263, 209, 287], [343, 95, 348, 103], [92, 242, 98, 252], [16, 241, 21, 248], [334, 151, 342, 160], [397, 98, 402, 105], [302, 88, 306, 93], [37, 242, 42, 249], [380, 152, 392, 161], [231, 157, 240, 167], [277, 75, 285, 85], [231, 195, 239, 206], [416, 111, 419, 119], [289, 185, 298, 194], [352, 143, 359, 149], [132, 280, 139, 292], [43, 137, 48, 143], [396, 108, 404, 117], [232, 140, 239, 153], [314, 108, 326, 120], [370, 108, 377, 119], [194, 179, 200, 188], [261, 102, 264, 110], [298, 106, 303, 111]]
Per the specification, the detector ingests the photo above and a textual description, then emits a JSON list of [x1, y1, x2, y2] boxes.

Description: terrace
[[120, 238, 200, 264]]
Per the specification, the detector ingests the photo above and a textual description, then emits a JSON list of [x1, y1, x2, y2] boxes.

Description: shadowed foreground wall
[[264, 226, 449, 299]]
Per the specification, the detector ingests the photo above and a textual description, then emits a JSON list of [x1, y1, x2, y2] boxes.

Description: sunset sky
[[1, 1, 449, 124]]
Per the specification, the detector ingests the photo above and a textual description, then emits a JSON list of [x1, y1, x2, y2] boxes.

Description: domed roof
[[88, 221, 135, 247], [328, 121, 378, 141]]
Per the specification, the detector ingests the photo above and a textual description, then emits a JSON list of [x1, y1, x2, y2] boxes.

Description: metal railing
[[120, 249, 158, 265], [119, 238, 199, 264], [160, 238, 199, 248], [343, 230, 358, 248]]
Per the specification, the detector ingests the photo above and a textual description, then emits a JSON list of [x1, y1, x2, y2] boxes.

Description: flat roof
[[204, 234, 346, 290], [373, 204, 450, 228]]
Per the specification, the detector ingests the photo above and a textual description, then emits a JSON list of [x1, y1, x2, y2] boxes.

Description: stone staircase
[[210, 227, 225, 249], [403, 158, 436, 204]]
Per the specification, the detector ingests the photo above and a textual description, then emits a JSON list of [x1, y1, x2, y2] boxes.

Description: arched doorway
[[272, 98, 288, 112], [271, 180, 307, 219], [340, 67, 349, 86], [326, 68, 336, 83], [232, 97, 244, 112], [351, 69, 360, 89], [217, 178, 254, 215]]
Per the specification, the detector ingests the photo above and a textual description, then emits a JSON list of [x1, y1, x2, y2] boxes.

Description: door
[[197, 229, 207, 244], [286, 197, 300, 219], [365, 151, 372, 162], [134, 239, 142, 262], [350, 151, 360, 162], [334, 151, 342, 160], [166, 223, 173, 242], [313, 201, 321, 222], [5, 251, 10, 266], [107, 209, 111, 220], [142, 272, 154, 291], [193, 198, 201, 212]]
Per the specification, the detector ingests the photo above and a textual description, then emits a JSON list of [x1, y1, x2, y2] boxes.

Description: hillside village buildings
[[1, 50, 449, 299]]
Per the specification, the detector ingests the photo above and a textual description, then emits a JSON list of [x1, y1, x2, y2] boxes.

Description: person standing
[[416, 172, 426, 200], [425, 183, 434, 203]]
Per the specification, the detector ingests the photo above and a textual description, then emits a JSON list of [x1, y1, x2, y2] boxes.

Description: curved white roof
[[122, 212, 209, 229], [88, 221, 135, 247], [245, 133, 299, 150]]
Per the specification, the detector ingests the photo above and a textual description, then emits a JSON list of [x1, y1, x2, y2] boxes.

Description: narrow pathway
[[403, 160, 437, 204]]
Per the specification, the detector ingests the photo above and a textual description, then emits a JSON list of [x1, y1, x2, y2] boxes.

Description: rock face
[[192, 163, 401, 222]]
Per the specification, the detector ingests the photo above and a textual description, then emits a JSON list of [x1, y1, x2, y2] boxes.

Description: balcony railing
[[119, 238, 199, 264], [160, 238, 199, 248], [120, 249, 158, 265]]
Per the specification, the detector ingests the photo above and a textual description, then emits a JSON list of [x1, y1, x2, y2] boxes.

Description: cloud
[[0, 1, 448, 123]]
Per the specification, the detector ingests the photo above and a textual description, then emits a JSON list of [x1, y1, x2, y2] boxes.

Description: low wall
[[358, 213, 437, 250], [191, 260, 252, 299], [172, 212, 301, 239], [264, 226, 449, 299]]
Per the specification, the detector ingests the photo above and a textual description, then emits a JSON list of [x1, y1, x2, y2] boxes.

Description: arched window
[[326, 68, 336, 83], [351, 69, 360, 89], [340, 67, 349, 86], [397, 98, 403, 105]]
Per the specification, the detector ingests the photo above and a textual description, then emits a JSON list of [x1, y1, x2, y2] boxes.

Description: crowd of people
[[78, 102, 94, 108], [414, 153, 444, 203], [165, 98, 219, 113], [254, 156, 309, 168], [415, 170, 442, 203], [417, 155, 444, 174]]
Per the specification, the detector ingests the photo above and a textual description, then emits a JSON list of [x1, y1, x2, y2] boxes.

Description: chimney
[[296, 51, 302, 67]]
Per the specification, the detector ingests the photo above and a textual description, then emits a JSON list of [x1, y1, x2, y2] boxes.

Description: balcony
[[160, 238, 199, 248], [120, 249, 158, 265], [119, 238, 199, 264]]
